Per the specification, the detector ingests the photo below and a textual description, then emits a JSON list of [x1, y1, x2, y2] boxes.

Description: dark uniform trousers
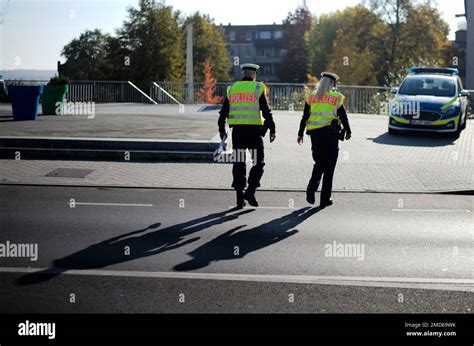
[[231, 126, 265, 192], [307, 126, 339, 203]]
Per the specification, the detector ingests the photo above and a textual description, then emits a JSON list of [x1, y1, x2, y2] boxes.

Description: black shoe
[[306, 189, 316, 204], [236, 191, 246, 209], [320, 199, 333, 208], [243, 189, 259, 207]]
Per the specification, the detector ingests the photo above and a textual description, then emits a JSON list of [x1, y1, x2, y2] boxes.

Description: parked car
[[388, 67, 470, 136]]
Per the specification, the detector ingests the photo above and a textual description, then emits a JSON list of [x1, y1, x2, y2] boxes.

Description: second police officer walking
[[218, 63, 276, 209], [297, 72, 352, 208]]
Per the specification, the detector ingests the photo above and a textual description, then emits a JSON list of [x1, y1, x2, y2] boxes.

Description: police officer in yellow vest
[[297, 72, 351, 208], [218, 63, 276, 209]]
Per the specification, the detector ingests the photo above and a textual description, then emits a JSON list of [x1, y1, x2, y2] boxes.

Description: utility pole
[[186, 23, 194, 103]]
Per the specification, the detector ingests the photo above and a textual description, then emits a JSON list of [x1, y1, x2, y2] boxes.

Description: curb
[[1, 182, 472, 195], [0, 136, 220, 162]]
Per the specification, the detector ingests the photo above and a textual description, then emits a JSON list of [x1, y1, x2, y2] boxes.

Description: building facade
[[465, 0, 473, 89], [222, 24, 286, 82], [454, 21, 466, 85]]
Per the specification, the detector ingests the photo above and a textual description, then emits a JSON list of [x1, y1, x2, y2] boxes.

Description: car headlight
[[389, 101, 401, 117], [441, 106, 459, 116]]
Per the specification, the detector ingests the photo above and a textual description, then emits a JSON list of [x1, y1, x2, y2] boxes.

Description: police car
[[388, 67, 470, 136]]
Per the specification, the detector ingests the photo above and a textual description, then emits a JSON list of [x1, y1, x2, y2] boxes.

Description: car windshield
[[398, 76, 456, 97]]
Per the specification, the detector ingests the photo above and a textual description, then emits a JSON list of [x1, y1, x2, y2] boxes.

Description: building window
[[274, 30, 283, 39], [257, 48, 274, 57], [245, 32, 252, 41], [229, 31, 236, 41], [245, 47, 252, 57], [280, 49, 288, 57], [261, 64, 273, 75], [259, 31, 271, 39]]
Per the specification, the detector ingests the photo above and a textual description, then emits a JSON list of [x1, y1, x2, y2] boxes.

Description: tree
[[101, 36, 131, 81], [395, 3, 453, 79], [0, 0, 9, 25], [306, 10, 345, 79], [118, 0, 185, 89], [278, 5, 313, 83], [198, 59, 222, 104], [306, 1, 455, 86], [367, 0, 413, 85], [326, 6, 385, 85], [60, 29, 111, 80], [184, 13, 231, 82], [371, 0, 454, 85]]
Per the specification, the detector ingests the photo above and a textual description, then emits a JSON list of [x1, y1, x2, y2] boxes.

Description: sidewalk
[[0, 104, 215, 140], [0, 113, 473, 193]]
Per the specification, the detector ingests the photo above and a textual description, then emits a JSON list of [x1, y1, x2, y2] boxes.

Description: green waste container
[[41, 85, 68, 115]]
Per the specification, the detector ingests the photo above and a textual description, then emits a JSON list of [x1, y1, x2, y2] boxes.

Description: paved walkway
[[0, 104, 216, 140], [0, 112, 472, 193]]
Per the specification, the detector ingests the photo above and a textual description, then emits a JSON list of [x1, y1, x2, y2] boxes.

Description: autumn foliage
[[198, 59, 222, 104]]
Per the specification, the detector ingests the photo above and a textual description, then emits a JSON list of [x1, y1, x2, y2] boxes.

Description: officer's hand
[[219, 132, 227, 140], [297, 136, 304, 145], [269, 133, 276, 143], [345, 130, 351, 140]]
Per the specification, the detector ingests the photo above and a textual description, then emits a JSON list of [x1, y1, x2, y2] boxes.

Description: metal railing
[[3, 80, 471, 115], [4, 80, 156, 104], [151, 82, 230, 105], [68, 81, 156, 104], [152, 82, 393, 114], [4, 80, 48, 86]]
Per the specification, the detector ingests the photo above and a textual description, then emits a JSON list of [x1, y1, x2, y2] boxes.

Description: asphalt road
[[0, 185, 473, 313]]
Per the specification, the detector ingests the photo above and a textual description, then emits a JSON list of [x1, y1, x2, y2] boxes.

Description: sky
[[0, 0, 467, 71]]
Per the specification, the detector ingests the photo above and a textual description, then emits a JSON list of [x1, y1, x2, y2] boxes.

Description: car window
[[398, 77, 456, 97]]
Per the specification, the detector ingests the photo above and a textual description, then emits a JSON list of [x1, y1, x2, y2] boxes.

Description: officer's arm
[[298, 102, 311, 137], [337, 105, 351, 134], [259, 93, 276, 134], [218, 96, 230, 134]]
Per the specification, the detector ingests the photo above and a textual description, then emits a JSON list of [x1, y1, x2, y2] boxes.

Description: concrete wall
[[466, 1, 474, 89]]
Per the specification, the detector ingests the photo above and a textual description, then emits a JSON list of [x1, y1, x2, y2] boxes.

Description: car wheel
[[452, 123, 462, 138], [461, 113, 467, 130], [388, 128, 398, 135]]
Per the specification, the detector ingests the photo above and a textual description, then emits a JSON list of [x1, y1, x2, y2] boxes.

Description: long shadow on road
[[16, 208, 255, 285], [174, 207, 322, 271], [368, 132, 457, 147], [17, 206, 323, 284]]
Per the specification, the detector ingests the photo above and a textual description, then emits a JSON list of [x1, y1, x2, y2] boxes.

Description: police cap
[[321, 71, 339, 82], [241, 63, 260, 72]]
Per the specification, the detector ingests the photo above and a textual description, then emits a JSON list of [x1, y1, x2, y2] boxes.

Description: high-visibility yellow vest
[[227, 81, 265, 126], [306, 90, 345, 131]]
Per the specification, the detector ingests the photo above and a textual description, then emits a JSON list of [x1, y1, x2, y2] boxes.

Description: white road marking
[[1, 267, 473, 292], [392, 209, 471, 213], [73, 202, 153, 207]]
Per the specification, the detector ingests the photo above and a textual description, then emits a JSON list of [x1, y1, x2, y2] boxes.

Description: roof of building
[[222, 24, 284, 30]]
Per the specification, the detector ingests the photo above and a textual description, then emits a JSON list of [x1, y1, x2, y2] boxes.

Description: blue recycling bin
[[7, 85, 44, 121]]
